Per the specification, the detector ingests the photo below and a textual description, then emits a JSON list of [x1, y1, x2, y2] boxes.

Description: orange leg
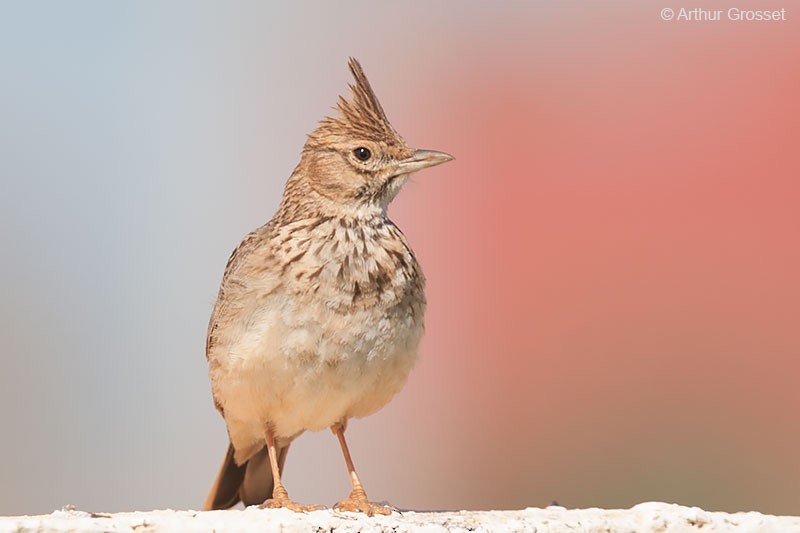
[[331, 422, 393, 516], [260, 428, 325, 512]]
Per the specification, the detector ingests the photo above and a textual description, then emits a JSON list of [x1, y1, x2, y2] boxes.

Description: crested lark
[[203, 58, 452, 515]]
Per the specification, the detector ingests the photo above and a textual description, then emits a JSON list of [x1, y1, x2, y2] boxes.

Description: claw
[[261, 496, 326, 513], [334, 495, 393, 516]]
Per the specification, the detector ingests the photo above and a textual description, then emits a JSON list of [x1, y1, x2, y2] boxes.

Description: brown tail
[[203, 442, 290, 510]]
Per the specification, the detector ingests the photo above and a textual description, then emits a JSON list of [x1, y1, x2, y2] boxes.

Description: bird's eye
[[353, 147, 372, 162]]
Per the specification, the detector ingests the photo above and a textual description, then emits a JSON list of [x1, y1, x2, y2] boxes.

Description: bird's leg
[[331, 422, 393, 516], [260, 427, 325, 512]]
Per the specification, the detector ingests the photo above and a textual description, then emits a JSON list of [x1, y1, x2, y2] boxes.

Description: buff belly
[[213, 292, 424, 464]]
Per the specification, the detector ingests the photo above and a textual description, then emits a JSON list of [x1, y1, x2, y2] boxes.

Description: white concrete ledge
[[2, 502, 799, 532]]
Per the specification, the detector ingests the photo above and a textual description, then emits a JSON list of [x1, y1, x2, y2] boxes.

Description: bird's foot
[[334, 490, 393, 516], [260, 496, 326, 513]]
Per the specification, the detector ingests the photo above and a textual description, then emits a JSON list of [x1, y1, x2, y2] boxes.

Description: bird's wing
[[205, 224, 281, 409]]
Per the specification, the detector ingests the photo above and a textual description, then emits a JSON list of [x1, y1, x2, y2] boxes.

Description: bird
[[202, 58, 453, 516]]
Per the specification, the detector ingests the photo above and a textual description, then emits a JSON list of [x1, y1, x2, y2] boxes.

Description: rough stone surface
[[1, 503, 799, 532]]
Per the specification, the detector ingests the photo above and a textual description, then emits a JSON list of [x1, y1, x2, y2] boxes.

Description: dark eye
[[353, 147, 371, 162]]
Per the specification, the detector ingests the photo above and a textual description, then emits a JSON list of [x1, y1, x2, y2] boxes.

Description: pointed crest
[[345, 57, 389, 127], [307, 58, 405, 147]]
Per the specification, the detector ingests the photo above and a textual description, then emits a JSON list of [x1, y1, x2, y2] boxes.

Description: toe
[[261, 498, 326, 513], [334, 498, 393, 517]]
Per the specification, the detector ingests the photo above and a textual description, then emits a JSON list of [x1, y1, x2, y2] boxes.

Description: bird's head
[[295, 58, 452, 214]]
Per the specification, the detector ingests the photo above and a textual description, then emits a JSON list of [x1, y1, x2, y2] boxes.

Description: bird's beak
[[396, 149, 454, 175]]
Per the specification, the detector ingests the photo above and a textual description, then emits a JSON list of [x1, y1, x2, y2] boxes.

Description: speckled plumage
[[204, 58, 452, 514], [207, 213, 425, 461]]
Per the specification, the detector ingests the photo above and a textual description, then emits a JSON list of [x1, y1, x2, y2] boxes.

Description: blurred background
[[1, 0, 798, 517]]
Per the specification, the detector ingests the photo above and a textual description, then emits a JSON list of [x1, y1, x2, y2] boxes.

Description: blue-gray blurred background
[[0, 1, 473, 515]]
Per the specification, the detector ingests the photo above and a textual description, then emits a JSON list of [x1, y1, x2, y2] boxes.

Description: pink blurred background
[[1, 0, 798, 517]]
